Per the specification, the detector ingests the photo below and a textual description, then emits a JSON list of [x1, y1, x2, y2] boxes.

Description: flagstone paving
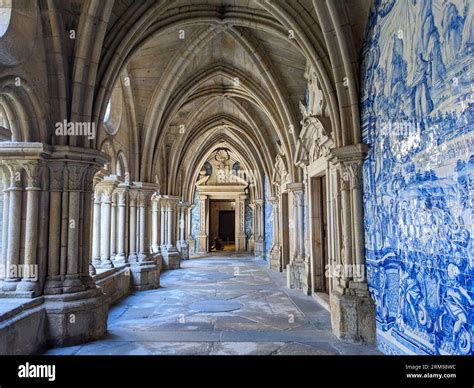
[[44, 253, 381, 355]]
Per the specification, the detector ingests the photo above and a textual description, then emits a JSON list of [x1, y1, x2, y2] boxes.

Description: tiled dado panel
[[264, 176, 273, 260], [191, 190, 200, 252], [361, 0, 473, 355]]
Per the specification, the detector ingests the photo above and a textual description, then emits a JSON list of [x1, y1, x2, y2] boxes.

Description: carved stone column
[[177, 202, 190, 260], [44, 163, 64, 294], [17, 162, 42, 293], [128, 182, 161, 290], [62, 164, 87, 293], [254, 199, 265, 258], [114, 187, 128, 264], [328, 144, 375, 344], [110, 193, 117, 260], [2, 162, 23, 292], [0, 143, 110, 345], [286, 183, 306, 290], [0, 168, 10, 284], [91, 191, 102, 268], [81, 169, 95, 288], [161, 196, 180, 269], [151, 193, 160, 254], [269, 197, 282, 271], [235, 194, 247, 252], [160, 198, 167, 250], [196, 194, 208, 253], [128, 191, 138, 263], [186, 204, 195, 256], [98, 187, 113, 269], [137, 191, 152, 261]]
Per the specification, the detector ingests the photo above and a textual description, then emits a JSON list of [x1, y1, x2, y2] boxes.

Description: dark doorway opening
[[219, 211, 235, 244], [209, 200, 236, 252], [311, 175, 329, 294]]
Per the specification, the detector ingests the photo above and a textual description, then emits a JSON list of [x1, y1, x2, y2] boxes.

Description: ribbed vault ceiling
[[90, 0, 371, 198]]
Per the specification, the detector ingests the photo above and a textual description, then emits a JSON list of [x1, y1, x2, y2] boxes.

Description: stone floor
[[44, 253, 381, 355]]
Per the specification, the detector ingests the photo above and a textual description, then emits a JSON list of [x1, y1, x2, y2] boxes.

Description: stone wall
[[361, 0, 473, 355]]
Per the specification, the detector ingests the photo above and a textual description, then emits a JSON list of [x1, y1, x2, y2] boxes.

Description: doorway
[[209, 200, 236, 251], [310, 175, 329, 294], [219, 210, 235, 248]]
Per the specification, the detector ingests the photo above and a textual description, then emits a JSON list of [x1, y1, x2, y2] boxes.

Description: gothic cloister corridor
[[44, 253, 379, 356], [0, 0, 472, 372]]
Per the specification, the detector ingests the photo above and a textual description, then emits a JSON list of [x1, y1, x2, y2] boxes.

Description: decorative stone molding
[[158, 195, 181, 270], [295, 111, 333, 168], [328, 143, 375, 343], [272, 154, 290, 187]]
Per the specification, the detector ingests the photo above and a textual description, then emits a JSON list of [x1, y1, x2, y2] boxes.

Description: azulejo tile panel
[[264, 176, 273, 260], [361, 0, 473, 355]]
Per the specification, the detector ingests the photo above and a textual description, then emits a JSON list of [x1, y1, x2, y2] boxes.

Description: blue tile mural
[[190, 190, 200, 253], [361, 0, 473, 355], [245, 200, 253, 240], [264, 176, 273, 260]]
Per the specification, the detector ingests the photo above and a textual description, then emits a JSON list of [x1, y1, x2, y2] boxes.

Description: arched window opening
[[104, 99, 111, 123], [0, 104, 12, 141], [0, 0, 12, 38], [103, 83, 123, 136]]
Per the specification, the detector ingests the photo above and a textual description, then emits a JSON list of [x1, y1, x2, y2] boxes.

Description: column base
[[44, 277, 63, 295], [43, 288, 108, 347], [177, 241, 189, 260], [235, 236, 246, 252], [89, 264, 97, 276], [196, 235, 208, 254], [127, 253, 138, 263], [95, 259, 114, 269], [16, 279, 40, 295], [137, 252, 154, 262], [130, 260, 161, 290], [303, 257, 312, 295], [0, 279, 35, 298], [80, 275, 97, 290], [112, 253, 128, 267], [247, 237, 255, 253], [187, 239, 195, 256], [330, 284, 376, 344], [162, 247, 181, 269], [286, 259, 306, 291], [254, 239, 265, 259], [269, 246, 282, 271], [62, 275, 86, 294], [1, 279, 20, 292]]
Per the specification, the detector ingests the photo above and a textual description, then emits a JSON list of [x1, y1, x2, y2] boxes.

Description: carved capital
[[100, 187, 114, 203], [116, 189, 128, 206], [83, 166, 100, 192], [128, 190, 138, 206], [137, 191, 152, 207], [339, 161, 363, 190], [93, 191, 102, 203], [49, 163, 65, 191], [3, 161, 23, 189], [22, 162, 42, 189], [67, 165, 87, 191]]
